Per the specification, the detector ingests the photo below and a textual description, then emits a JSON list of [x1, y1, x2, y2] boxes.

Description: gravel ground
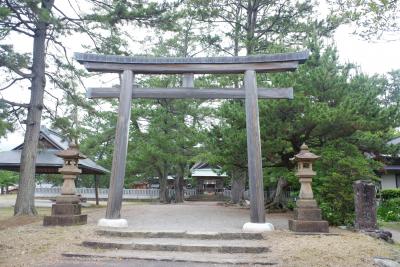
[[0, 202, 399, 267], [119, 201, 290, 232]]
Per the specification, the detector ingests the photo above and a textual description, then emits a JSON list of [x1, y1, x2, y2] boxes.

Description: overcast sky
[[1, 15, 400, 151]]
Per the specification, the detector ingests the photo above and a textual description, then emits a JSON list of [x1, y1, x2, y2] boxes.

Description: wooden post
[[244, 70, 266, 223], [94, 174, 99, 206], [182, 73, 194, 87], [105, 70, 134, 219]]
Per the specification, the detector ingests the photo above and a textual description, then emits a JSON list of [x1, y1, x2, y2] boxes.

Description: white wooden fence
[[35, 187, 290, 201], [223, 189, 291, 201], [35, 187, 198, 200]]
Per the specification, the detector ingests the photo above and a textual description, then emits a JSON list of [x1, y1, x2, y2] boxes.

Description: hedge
[[381, 189, 400, 201]]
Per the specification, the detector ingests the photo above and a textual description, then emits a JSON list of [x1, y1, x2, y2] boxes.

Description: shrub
[[286, 199, 296, 211], [378, 197, 400, 222], [312, 142, 380, 226], [381, 189, 400, 201]]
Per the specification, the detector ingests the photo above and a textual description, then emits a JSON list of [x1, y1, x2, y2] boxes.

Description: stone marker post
[[43, 142, 87, 226], [353, 180, 377, 230], [289, 143, 329, 232]]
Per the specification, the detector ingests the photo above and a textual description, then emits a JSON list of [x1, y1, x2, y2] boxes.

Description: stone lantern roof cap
[[55, 142, 87, 160], [294, 143, 320, 161]]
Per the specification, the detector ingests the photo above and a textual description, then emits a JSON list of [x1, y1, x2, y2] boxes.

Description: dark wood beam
[[75, 51, 309, 65], [87, 87, 293, 100], [82, 61, 299, 74]]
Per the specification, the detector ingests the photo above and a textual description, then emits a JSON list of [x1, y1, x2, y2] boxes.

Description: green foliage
[[378, 198, 400, 222], [327, 0, 400, 39], [313, 141, 380, 225], [0, 171, 18, 187], [125, 74, 205, 183], [0, 7, 11, 18], [204, 39, 399, 222], [286, 199, 296, 211], [381, 189, 400, 201]]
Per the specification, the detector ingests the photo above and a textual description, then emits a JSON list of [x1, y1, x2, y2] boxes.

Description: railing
[[35, 187, 160, 199], [222, 189, 292, 202], [35, 187, 292, 201], [222, 190, 250, 200]]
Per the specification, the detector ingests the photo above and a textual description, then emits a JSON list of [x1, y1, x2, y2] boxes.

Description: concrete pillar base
[[289, 219, 329, 233], [242, 222, 274, 232], [97, 218, 128, 228], [44, 214, 87, 226], [43, 203, 87, 226]]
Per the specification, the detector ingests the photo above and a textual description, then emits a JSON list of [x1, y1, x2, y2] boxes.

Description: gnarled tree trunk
[[14, 0, 55, 216], [174, 165, 185, 203], [266, 177, 288, 210], [231, 171, 246, 204]]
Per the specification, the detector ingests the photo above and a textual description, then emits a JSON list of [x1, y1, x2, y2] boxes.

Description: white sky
[[1, 6, 400, 151]]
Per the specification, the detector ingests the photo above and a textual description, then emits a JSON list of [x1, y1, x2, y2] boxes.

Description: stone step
[[82, 238, 270, 253], [63, 250, 277, 265], [96, 229, 264, 240]]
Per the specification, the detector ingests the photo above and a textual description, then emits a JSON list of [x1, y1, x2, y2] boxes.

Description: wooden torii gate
[[74, 51, 308, 227]]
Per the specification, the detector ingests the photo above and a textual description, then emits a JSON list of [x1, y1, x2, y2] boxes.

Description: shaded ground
[[0, 200, 398, 267], [120, 201, 290, 232], [381, 222, 400, 243]]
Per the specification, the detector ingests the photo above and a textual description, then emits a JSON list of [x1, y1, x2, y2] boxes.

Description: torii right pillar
[[289, 143, 329, 232]]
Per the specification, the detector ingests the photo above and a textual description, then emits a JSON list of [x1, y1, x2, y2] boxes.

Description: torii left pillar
[[98, 70, 133, 227]]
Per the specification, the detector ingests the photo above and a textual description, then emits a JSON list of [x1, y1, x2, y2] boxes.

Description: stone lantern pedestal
[[288, 144, 328, 233], [43, 143, 87, 226]]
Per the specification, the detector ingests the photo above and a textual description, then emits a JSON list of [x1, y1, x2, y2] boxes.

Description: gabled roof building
[[190, 163, 228, 194], [0, 127, 108, 175], [380, 137, 400, 189]]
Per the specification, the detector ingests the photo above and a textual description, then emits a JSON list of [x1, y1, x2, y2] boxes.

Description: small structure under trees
[[191, 163, 227, 194], [0, 127, 108, 205], [75, 51, 308, 229]]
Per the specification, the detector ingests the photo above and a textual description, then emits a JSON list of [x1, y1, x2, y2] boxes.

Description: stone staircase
[[63, 228, 276, 265]]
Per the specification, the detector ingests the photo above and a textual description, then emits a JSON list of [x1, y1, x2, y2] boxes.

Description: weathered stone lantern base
[[288, 199, 328, 232], [43, 196, 87, 226]]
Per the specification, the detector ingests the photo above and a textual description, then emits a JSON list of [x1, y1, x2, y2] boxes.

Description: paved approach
[[108, 201, 290, 232]]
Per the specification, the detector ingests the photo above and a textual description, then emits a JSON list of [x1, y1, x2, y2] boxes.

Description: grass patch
[[0, 194, 18, 200], [0, 206, 51, 218], [0, 207, 50, 230]]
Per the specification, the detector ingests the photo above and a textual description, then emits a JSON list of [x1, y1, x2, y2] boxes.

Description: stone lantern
[[43, 142, 88, 226], [288, 143, 328, 232]]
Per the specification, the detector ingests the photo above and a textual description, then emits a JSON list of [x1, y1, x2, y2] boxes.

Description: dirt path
[[0, 202, 398, 267], [382, 227, 400, 243]]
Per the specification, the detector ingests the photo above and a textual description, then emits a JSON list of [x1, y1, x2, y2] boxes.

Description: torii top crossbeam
[[74, 51, 308, 74]]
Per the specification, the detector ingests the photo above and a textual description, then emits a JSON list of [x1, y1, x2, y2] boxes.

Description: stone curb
[[96, 229, 264, 240], [62, 252, 278, 266], [82, 240, 270, 253]]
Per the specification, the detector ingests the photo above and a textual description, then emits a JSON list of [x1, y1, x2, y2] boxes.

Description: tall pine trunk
[[14, 0, 55, 216], [158, 163, 169, 203], [245, 0, 257, 55]]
